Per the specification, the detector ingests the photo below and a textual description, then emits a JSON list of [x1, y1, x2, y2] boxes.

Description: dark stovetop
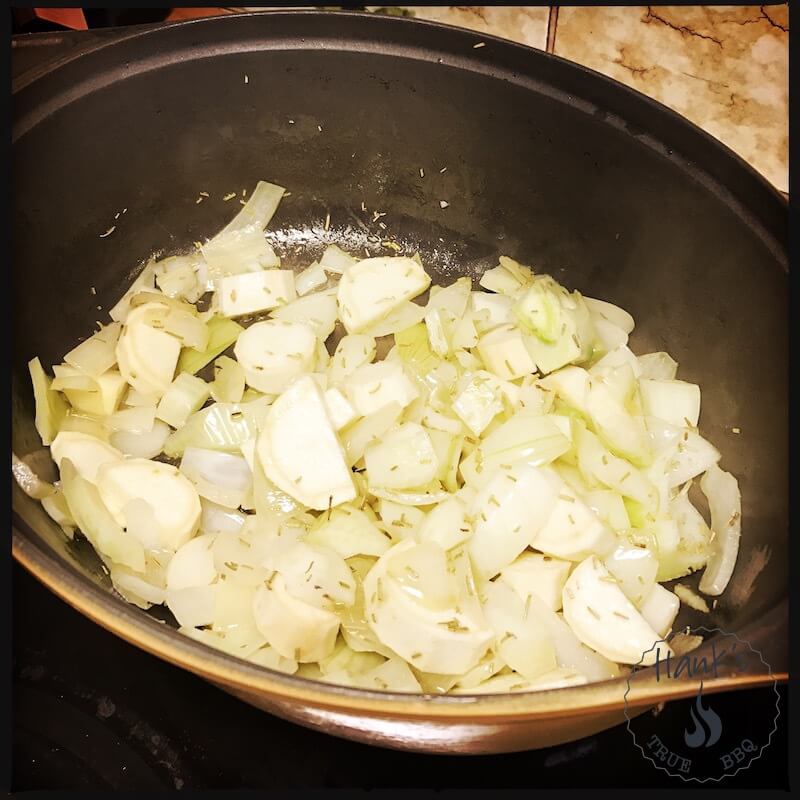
[[11, 25, 789, 792]]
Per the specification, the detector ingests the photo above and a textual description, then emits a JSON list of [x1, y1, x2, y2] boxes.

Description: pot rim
[[12, 9, 788, 720]]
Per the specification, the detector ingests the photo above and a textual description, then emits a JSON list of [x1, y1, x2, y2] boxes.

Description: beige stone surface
[[553, 5, 788, 192]]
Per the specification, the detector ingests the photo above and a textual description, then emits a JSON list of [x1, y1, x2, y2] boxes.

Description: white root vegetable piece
[[180, 447, 252, 509], [698, 463, 742, 596], [478, 257, 533, 296], [638, 352, 679, 380], [155, 254, 204, 302], [96, 458, 201, 551], [29, 357, 68, 446], [639, 378, 701, 428], [343, 360, 419, 417], [270, 289, 339, 340], [364, 422, 439, 489], [328, 334, 377, 385], [200, 500, 247, 536], [364, 540, 493, 675], [50, 431, 123, 485], [63, 370, 128, 417], [589, 345, 642, 380], [107, 405, 156, 434], [603, 539, 659, 606], [217, 270, 296, 317], [253, 575, 340, 662], [202, 227, 280, 277], [562, 556, 670, 666], [452, 371, 505, 437], [583, 296, 635, 334], [262, 540, 355, 610], [320, 243, 358, 274], [166, 533, 218, 590], [639, 584, 680, 637], [481, 579, 558, 681], [295, 261, 328, 296], [126, 299, 209, 351], [470, 291, 514, 329], [166, 586, 217, 628], [116, 311, 181, 396], [256, 375, 355, 510], [337, 256, 431, 333], [366, 301, 428, 339], [52, 364, 97, 391], [353, 658, 422, 693], [63, 322, 122, 377], [340, 401, 403, 466], [538, 365, 590, 412], [526, 593, 620, 681], [323, 387, 357, 430], [210, 357, 245, 404], [468, 464, 560, 580], [458, 413, 571, 489], [476, 324, 537, 381], [417, 496, 471, 551], [593, 318, 628, 353], [378, 499, 426, 540], [60, 459, 145, 572], [500, 552, 572, 611], [234, 320, 317, 394], [156, 373, 210, 429], [529, 476, 616, 562], [306, 505, 391, 558]]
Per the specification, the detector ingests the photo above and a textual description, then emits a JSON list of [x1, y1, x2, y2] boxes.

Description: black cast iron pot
[[11, 11, 788, 753]]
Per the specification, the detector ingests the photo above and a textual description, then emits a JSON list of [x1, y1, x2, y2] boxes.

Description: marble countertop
[[204, 5, 789, 193]]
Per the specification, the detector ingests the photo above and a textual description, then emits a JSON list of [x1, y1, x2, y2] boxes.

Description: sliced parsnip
[[63, 370, 128, 417], [234, 320, 317, 394], [256, 375, 355, 510], [116, 313, 181, 396], [481, 579, 558, 681], [323, 387, 358, 430], [217, 270, 296, 317], [166, 534, 218, 590], [344, 360, 419, 417], [500, 552, 572, 611], [364, 540, 493, 675], [338, 256, 431, 333], [467, 464, 560, 580], [603, 538, 659, 607], [60, 459, 145, 572], [476, 324, 537, 381], [328, 334, 377, 385], [639, 583, 680, 637], [529, 477, 616, 562], [50, 431, 123, 485], [295, 261, 328, 296], [562, 556, 670, 666], [364, 423, 439, 490], [416, 496, 471, 552], [306, 505, 391, 558], [452, 371, 505, 437], [96, 458, 201, 551], [253, 575, 340, 662], [270, 289, 339, 340], [64, 322, 122, 377]]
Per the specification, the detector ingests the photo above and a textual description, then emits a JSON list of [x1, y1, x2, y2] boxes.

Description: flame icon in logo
[[684, 681, 722, 748]]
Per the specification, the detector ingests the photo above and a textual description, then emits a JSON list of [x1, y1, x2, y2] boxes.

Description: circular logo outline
[[623, 626, 781, 784]]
